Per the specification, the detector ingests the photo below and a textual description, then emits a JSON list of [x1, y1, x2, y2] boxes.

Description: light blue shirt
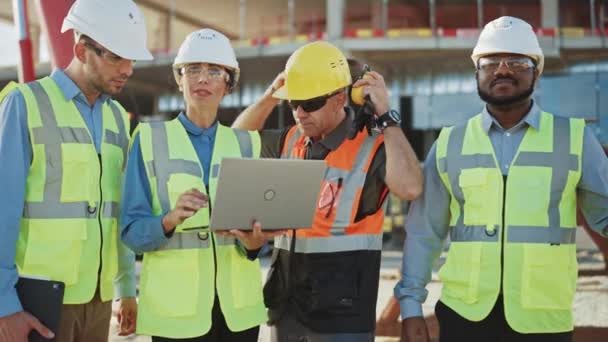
[[395, 103, 608, 319], [120, 113, 218, 253], [0, 69, 136, 318]]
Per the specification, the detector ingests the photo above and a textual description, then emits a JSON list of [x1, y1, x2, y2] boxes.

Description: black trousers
[[435, 297, 573, 342], [151, 296, 260, 342]]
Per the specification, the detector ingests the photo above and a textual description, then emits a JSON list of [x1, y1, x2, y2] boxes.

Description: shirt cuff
[[114, 276, 137, 299], [0, 289, 23, 318], [399, 297, 424, 319]]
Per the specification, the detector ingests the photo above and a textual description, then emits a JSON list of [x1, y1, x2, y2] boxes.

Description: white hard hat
[[61, 0, 153, 61], [173, 28, 240, 90], [472, 16, 544, 74]]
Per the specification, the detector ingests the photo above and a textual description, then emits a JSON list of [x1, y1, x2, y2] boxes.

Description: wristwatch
[[376, 109, 402, 130]]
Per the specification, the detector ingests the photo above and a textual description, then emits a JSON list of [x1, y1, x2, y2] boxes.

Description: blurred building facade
[[0, 0, 607, 158]]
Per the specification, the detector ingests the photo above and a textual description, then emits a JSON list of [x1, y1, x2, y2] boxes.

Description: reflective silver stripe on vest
[[23, 81, 97, 219], [106, 102, 129, 165], [233, 129, 254, 158], [449, 224, 576, 244], [441, 123, 495, 230], [508, 226, 576, 244], [450, 225, 501, 242], [511, 117, 579, 231], [214, 234, 237, 246], [148, 122, 203, 213], [441, 115, 579, 240], [331, 136, 379, 234], [158, 231, 237, 251], [161, 231, 211, 250], [102, 201, 120, 219], [274, 233, 383, 253], [148, 122, 250, 251]]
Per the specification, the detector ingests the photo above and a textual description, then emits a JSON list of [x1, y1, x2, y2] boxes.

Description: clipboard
[[16, 277, 65, 342]]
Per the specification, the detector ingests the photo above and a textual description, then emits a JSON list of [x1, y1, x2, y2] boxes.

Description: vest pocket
[[459, 170, 497, 225], [438, 242, 482, 304], [230, 253, 263, 308], [22, 221, 87, 286], [61, 145, 95, 202], [142, 250, 199, 317], [521, 244, 576, 310]]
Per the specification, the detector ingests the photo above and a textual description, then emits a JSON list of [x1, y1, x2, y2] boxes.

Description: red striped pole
[[34, 0, 75, 70], [12, 0, 35, 82]]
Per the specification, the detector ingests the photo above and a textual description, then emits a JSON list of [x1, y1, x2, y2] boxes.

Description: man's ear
[[74, 42, 87, 63]]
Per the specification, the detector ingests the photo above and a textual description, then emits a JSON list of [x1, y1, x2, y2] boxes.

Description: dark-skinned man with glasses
[[232, 41, 423, 342], [0, 0, 152, 341], [395, 16, 608, 342]]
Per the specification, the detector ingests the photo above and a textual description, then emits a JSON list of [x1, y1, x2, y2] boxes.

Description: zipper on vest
[[207, 184, 219, 292], [500, 175, 507, 293], [97, 154, 104, 284]]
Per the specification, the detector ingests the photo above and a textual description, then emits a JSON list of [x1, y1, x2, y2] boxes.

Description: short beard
[[478, 78, 535, 107]]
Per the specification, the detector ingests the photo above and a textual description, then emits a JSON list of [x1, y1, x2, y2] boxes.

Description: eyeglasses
[[477, 56, 535, 73], [288, 90, 341, 113], [83, 41, 134, 66], [180, 64, 228, 82]]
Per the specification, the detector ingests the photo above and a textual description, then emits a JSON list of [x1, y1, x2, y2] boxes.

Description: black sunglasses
[[288, 90, 341, 112]]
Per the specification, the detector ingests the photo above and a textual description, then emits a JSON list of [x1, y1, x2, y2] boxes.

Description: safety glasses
[[83, 40, 134, 66], [288, 90, 341, 112], [477, 56, 535, 73]]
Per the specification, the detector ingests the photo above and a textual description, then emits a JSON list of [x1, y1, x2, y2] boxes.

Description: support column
[[288, 0, 295, 39], [541, 0, 559, 28], [239, 0, 246, 40], [477, 0, 484, 29], [14, 0, 35, 82], [326, 0, 345, 40], [34, 0, 74, 70]]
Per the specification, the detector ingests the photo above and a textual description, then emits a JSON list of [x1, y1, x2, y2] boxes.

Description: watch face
[[389, 110, 402, 124]]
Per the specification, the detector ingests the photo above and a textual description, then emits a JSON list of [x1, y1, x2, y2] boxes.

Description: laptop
[[209, 158, 326, 230]]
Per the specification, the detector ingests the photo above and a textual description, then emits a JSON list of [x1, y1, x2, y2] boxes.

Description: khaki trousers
[[55, 290, 112, 342]]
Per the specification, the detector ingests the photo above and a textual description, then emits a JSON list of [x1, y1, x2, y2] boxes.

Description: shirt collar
[[50, 69, 111, 104], [305, 108, 352, 151], [178, 112, 218, 137], [480, 101, 541, 134]]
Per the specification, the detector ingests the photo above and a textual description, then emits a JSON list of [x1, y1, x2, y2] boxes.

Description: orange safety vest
[[279, 126, 385, 241], [267, 126, 386, 333]]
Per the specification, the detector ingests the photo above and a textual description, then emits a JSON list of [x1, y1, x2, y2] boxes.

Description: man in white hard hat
[[0, 0, 152, 341], [120, 28, 284, 342], [395, 16, 608, 342]]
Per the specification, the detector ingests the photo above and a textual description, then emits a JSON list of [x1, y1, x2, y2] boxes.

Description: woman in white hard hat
[[120, 28, 284, 342]]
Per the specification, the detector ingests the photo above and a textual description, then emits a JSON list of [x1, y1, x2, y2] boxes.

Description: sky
[[0, 20, 49, 67]]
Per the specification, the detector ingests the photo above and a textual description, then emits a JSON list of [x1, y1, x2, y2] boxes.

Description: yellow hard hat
[[273, 41, 352, 100]]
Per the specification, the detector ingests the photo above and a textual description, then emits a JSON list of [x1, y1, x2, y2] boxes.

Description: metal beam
[[136, 0, 237, 39]]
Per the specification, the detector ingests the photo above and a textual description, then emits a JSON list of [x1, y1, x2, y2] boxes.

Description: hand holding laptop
[[216, 220, 288, 251], [0, 311, 54, 342]]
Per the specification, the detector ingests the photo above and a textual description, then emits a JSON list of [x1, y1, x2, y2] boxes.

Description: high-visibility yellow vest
[[435, 111, 584, 333], [136, 118, 266, 338], [3, 77, 129, 303]]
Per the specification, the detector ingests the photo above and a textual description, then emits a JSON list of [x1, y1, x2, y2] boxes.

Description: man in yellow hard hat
[[395, 16, 608, 342], [0, 0, 152, 341], [233, 41, 423, 341]]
